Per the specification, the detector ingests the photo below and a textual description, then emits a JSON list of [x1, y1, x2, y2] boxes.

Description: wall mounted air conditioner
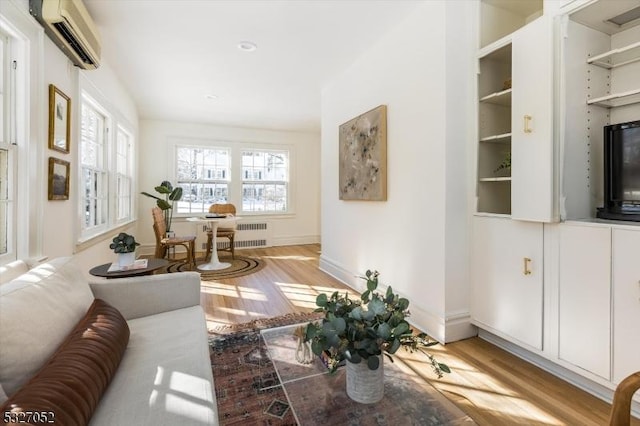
[[29, 0, 101, 69]]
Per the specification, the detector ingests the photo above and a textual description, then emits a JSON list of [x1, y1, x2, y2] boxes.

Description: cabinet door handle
[[523, 257, 532, 275], [524, 115, 533, 133]]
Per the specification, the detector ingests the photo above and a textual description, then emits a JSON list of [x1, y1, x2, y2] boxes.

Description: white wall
[[5, 0, 139, 272], [136, 120, 320, 253], [320, 1, 475, 343]]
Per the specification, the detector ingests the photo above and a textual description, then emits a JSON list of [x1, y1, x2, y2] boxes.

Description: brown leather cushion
[[0, 299, 129, 426]]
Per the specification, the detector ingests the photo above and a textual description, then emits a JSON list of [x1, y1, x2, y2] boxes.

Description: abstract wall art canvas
[[338, 105, 387, 201]]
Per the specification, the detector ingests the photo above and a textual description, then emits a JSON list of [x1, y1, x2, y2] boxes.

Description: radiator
[[199, 221, 269, 250]]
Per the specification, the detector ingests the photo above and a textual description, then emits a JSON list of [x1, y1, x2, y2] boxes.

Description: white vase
[[117, 251, 136, 267], [345, 355, 384, 404]]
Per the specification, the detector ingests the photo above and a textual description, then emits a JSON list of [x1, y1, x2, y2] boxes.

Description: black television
[[597, 119, 640, 221]]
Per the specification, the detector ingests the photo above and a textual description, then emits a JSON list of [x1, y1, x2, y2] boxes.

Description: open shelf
[[480, 89, 512, 106], [480, 133, 512, 143], [479, 177, 512, 182], [588, 41, 640, 69], [587, 88, 640, 108]]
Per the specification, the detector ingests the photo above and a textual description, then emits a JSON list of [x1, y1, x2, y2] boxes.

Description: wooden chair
[[151, 206, 196, 269], [609, 371, 640, 426], [205, 203, 236, 261]]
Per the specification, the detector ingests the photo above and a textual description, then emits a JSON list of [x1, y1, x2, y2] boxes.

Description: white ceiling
[[83, 0, 423, 133]]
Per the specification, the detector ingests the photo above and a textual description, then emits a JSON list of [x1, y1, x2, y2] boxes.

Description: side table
[[89, 258, 169, 279]]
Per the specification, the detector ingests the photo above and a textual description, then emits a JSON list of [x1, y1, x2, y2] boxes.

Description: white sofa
[[0, 257, 218, 425]]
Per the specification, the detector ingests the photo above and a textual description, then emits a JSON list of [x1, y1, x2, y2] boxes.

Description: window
[[242, 150, 288, 212], [115, 126, 133, 222], [80, 97, 108, 236], [79, 92, 135, 241], [175, 146, 230, 213], [0, 30, 15, 260]]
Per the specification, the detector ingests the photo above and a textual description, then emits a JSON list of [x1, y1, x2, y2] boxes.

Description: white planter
[[345, 356, 384, 404], [117, 252, 136, 267]]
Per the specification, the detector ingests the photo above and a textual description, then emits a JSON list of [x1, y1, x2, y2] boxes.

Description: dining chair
[[205, 203, 236, 261], [151, 206, 196, 269]]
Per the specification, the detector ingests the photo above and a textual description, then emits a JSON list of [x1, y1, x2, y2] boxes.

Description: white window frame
[[174, 144, 231, 214], [0, 2, 45, 265], [79, 94, 109, 239], [0, 30, 14, 262], [115, 125, 133, 224], [78, 90, 136, 243], [168, 138, 294, 217], [241, 149, 289, 213]]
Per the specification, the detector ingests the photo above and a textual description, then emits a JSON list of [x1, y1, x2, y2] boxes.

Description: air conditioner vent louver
[[52, 22, 96, 66]]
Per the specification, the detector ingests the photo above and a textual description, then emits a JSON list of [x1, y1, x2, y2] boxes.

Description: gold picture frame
[[338, 105, 387, 201], [48, 84, 71, 153], [48, 157, 70, 200]]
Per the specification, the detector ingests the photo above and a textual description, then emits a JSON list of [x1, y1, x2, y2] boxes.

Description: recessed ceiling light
[[205, 94, 218, 100], [237, 41, 257, 52]]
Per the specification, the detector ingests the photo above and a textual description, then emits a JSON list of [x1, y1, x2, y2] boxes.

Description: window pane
[[242, 150, 288, 212], [115, 127, 133, 222], [175, 146, 230, 213], [0, 148, 7, 254]]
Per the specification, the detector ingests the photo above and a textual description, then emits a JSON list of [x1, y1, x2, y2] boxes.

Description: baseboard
[[318, 255, 477, 344], [478, 329, 640, 419], [271, 235, 320, 246]]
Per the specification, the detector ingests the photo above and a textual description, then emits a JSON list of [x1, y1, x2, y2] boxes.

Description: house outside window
[[242, 150, 288, 212], [175, 146, 230, 213]]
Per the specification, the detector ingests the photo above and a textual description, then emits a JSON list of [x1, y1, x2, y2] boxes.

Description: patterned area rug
[[209, 312, 322, 425], [209, 313, 474, 426], [166, 255, 265, 279]]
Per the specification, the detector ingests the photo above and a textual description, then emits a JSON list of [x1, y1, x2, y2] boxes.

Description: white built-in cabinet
[[612, 228, 640, 385], [511, 16, 555, 222], [471, 216, 543, 350], [476, 0, 555, 221], [473, 0, 550, 350], [471, 0, 640, 411], [558, 224, 611, 379]]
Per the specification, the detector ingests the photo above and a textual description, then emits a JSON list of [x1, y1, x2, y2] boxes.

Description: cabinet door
[[612, 229, 640, 384], [471, 216, 544, 349], [511, 16, 555, 222], [558, 224, 611, 379]]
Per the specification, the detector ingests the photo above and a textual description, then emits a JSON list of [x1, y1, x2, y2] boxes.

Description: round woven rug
[[166, 255, 265, 279]]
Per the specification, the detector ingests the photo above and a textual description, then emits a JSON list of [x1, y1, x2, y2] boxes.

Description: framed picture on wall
[[48, 157, 70, 200], [338, 105, 387, 201], [48, 84, 71, 154]]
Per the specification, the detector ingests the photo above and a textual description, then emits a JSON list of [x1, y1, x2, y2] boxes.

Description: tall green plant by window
[[141, 181, 183, 232]]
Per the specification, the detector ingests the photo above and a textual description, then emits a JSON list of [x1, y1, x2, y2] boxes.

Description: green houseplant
[[109, 232, 140, 266], [304, 270, 450, 377], [141, 181, 183, 233], [109, 232, 140, 253]]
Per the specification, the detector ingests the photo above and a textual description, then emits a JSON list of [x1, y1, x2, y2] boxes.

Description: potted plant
[[304, 270, 450, 403], [494, 151, 511, 175], [109, 232, 140, 266], [141, 181, 183, 234]]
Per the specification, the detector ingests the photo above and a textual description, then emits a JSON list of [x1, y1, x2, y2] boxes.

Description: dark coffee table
[[261, 323, 476, 425], [89, 258, 169, 279]]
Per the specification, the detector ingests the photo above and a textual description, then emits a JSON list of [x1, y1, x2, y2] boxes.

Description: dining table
[[186, 215, 239, 271]]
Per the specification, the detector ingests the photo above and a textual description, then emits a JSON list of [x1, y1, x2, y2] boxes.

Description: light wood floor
[[198, 244, 638, 426]]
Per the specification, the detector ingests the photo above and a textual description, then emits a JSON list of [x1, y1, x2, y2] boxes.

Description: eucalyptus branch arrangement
[[304, 270, 450, 378]]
